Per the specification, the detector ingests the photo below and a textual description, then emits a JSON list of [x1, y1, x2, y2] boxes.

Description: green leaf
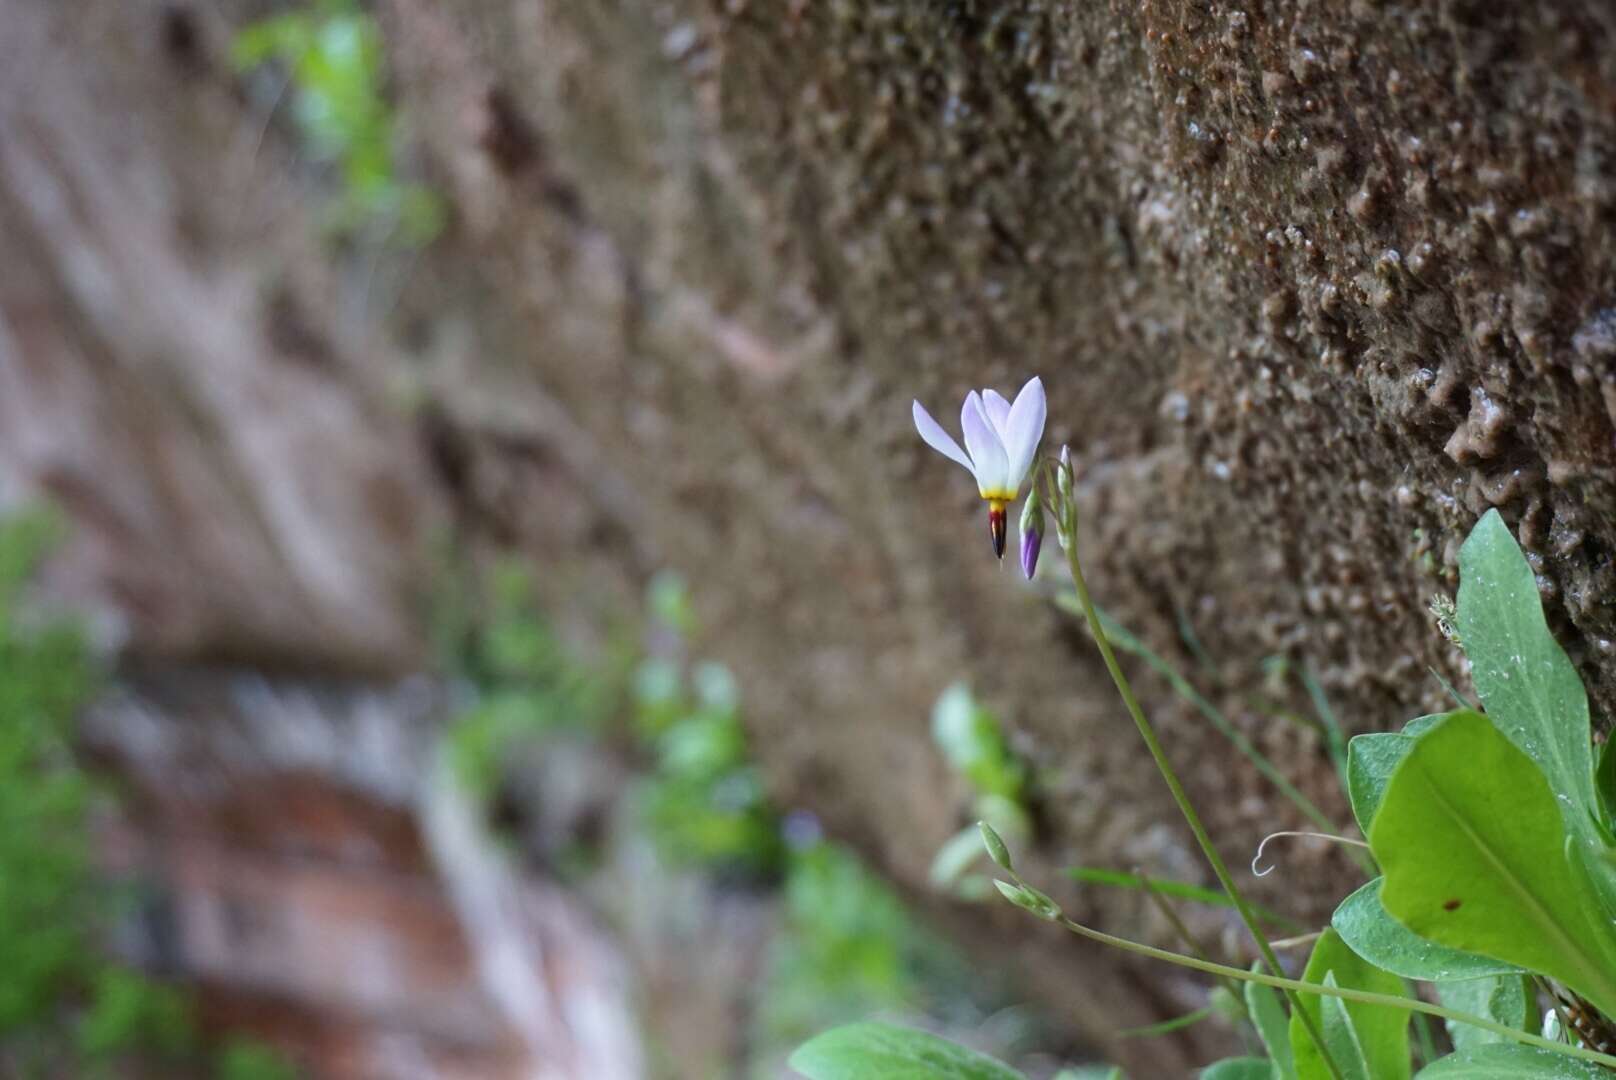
[[1456, 510, 1597, 833], [1118, 1006, 1212, 1039], [1245, 976, 1295, 1080], [216, 1040, 298, 1080], [1345, 716, 1445, 835], [930, 825, 992, 889], [1370, 710, 1616, 1016], [1200, 1058, 1274, 1080], [1316, 977, 1374, 1080], [1331, 879, 1521, 980], [931, 684, 1026, 802], [1414, 1044, 1614, 1078], [1597, 736, 1616, 831], [789, 1023, 1028, 1080], [1434, 975, 1531, 1053], [1289, 929, 1410, 1080]]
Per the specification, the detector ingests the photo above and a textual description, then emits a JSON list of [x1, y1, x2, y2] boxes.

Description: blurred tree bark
[[5, 0, 1616, 1074]]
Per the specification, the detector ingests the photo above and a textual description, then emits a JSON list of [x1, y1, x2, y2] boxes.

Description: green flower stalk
[[1056, 460, 1345, 1080]]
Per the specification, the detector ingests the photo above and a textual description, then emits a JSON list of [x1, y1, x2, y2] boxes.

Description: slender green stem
[[1135, 869, 1242, 1001], [1061, 539, 1346, 1080], [1053, 913, 1616, 1071], [1062, 597, 1342, 840]]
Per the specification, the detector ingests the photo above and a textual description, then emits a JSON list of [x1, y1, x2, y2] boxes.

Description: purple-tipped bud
[[1020, 530, 1042, 579], [1019, 485, 1045, 580]]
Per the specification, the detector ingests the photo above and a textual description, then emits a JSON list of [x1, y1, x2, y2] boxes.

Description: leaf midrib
[[1417, 757, 1613, 1006]]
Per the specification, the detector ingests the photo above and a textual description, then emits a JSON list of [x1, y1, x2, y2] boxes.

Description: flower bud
[[993, 879, 1062, 921], [1019, 486, 1045, 580], [1054, 444, 1076, 549], [978, 820, 1014, 872]]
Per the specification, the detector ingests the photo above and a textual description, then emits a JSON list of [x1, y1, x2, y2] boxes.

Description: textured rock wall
[[4, 0, 1616, 1074]]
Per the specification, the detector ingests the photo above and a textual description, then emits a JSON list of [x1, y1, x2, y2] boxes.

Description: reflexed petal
[[912, 400, 975, 475], [961, 392, 1010, 495], [1003, 376, 1047, 492], [981, 389, 1012, 438]]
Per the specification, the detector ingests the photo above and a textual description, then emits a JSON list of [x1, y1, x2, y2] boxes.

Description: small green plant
[[791, 1022, 1025, 1080], [632, 575, 784, 877], [443, 560, 620, 800], [758, 840, 967, 1057], [795, 376, 1616, 1080], [233, 0, 443, 244], [0, 514, 98, 1042], [215, 1041, 301, 1080], [0, 509, 294, 1077], [928, 683, 1034, 897]]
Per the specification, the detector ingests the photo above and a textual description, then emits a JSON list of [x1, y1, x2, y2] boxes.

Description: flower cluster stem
[[1061, 538, 1346, 1080]]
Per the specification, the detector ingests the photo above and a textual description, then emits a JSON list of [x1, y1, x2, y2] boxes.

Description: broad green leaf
[[1200, 1059, 1273, 1080], [1400, 715, 1445, 738], [1415, 1043, 1613, 1078], [1345, 716, 1444, 835], [789, 1023, 1027, 1080], [1371, 710, 1616, 1016], [1054, 1069, 1123, 1080], [1331, 879, 1521, 980], [1456, 510, 1596, 832], [1434, 975, 1531, 1052], [1245, 976, 1295, 1080], [1289, 930, 1410, 1080]]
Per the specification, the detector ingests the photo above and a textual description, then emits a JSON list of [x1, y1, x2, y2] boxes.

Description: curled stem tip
[[1251, 831, 1372, 878]]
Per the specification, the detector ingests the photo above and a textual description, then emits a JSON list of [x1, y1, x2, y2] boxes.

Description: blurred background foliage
[[231, 0, 443, 245], [431, 557, 1067, 1075], [0, 509, 294, 1079]]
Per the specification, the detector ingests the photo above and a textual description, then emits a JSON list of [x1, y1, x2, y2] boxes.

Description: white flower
[[912, 377, 1047, 559], [912, 376, 1046, 502]]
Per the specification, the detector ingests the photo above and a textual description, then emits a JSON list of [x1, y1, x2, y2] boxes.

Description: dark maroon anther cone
[[1021, 529, 1041, 580], [988, 504, 1007, 559]]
